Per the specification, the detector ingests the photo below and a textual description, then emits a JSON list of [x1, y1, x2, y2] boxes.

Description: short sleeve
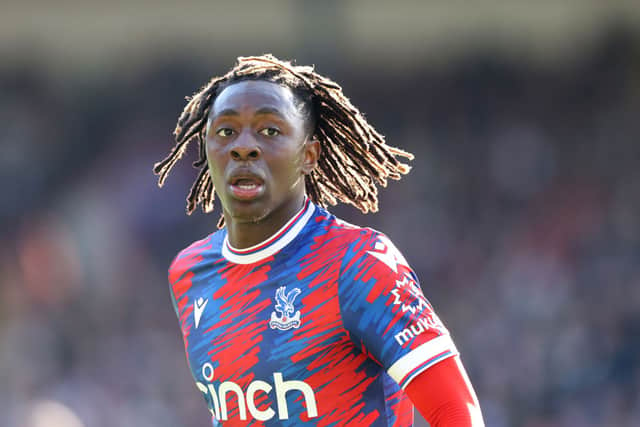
[[338, 230, 459, 389], [166, 237, 210, 329], [167, 251, 188, 319], [168, 273, 180, 318]]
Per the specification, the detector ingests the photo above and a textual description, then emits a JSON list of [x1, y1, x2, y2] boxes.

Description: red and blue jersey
[[168, 199, 459, 426]]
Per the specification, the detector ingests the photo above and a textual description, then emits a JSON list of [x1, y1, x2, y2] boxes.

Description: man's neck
[[224, 195, 306, 249]]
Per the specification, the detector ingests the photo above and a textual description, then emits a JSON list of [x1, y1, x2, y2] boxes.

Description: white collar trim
[[222, 199, 315, 264]]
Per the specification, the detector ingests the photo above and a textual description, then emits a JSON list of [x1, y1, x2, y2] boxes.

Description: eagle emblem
[[269, 286, 302, 330]]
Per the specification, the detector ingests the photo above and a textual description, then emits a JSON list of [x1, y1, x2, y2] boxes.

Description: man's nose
[[230, 132, 261, 161]]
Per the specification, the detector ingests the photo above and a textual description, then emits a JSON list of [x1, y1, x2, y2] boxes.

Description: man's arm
[[405, 356, 484, 426]]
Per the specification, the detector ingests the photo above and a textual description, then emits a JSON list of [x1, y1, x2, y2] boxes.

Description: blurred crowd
[[1, 31, 639, 427]]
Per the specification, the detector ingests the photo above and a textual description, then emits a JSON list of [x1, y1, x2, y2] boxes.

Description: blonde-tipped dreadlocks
[[154, 54, 414, 227]]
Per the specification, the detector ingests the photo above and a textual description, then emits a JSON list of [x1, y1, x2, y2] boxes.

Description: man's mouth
[[228, 176, 265, 200]]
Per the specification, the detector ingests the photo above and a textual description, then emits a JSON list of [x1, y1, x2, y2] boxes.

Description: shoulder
[[313, 205, 376, 242], [315, 207, 408, 274], [168, 230, 224, 283], [308, 207, 375, 255]]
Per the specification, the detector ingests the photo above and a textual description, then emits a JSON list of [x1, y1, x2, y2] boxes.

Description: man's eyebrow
[[254, 107, 286, 118], [210, 107, 287, 121], [210, 108, 239, 120]]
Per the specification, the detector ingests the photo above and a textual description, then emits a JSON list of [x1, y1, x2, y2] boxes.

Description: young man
[[155, 55, 484, 426]]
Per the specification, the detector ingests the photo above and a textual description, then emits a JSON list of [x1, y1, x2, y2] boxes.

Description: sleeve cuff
[[387, 334, 459, 389]]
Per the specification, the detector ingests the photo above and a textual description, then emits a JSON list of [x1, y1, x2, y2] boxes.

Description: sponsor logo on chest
[[196, 362, 318, 422]]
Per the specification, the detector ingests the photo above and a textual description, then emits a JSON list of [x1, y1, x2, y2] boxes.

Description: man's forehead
[[210, 80, 297, 118]]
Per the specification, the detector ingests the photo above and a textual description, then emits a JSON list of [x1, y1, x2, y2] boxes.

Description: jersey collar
[[222, 198, 315, 264]]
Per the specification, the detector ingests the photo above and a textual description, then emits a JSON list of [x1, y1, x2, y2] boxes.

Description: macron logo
[[366, 235, 409, 274], [194, 297, 208, 329], [367, 240, 398, 273]]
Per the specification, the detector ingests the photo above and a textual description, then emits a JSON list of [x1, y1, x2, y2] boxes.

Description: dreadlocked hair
[[154, 54, 414, 228]]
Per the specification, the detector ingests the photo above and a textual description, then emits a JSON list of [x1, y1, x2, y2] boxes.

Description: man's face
[[205, 80, 318, 225]]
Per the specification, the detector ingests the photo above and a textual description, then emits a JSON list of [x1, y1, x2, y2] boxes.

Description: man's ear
[[302, 137, 320, 174]]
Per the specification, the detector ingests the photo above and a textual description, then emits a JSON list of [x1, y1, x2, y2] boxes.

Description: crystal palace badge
[[269, 286, 302, 330]]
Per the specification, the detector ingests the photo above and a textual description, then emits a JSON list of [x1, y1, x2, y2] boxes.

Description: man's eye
[[259, 128, 280, 137], [216, 128, 234, 137]]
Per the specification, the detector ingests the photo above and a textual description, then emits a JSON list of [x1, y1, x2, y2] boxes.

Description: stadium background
[[1, 1, 639, 426]]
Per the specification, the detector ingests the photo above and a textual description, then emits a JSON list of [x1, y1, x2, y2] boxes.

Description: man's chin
[[224, 200, 270, 224]]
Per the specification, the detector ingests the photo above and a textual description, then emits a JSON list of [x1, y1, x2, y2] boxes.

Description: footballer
[[155, 55, 484, 426]]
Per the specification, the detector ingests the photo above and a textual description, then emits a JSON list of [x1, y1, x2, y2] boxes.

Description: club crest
[[269, 286, 302, 330]]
